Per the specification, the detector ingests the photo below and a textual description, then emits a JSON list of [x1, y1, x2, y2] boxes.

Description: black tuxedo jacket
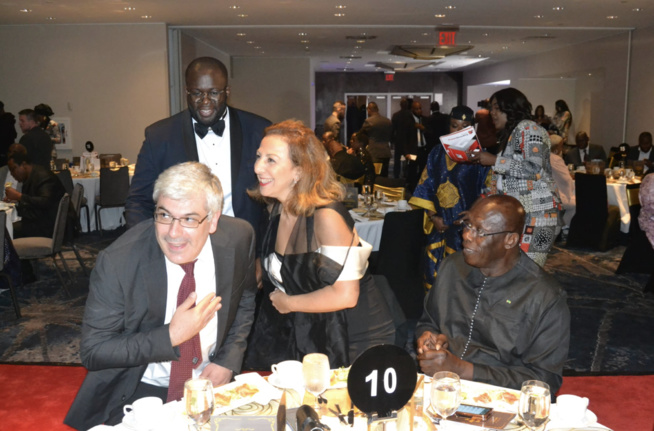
[[125, 107, 271, 231], [563, 144, 607, 167], [64, 217, 256, 431], [627, 147, 654, 163]]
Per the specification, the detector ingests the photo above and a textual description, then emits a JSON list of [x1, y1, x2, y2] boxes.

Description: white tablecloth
[[73, 174, 132, 232], [0, 204, 18, 239], [607, 180, 638, 233]]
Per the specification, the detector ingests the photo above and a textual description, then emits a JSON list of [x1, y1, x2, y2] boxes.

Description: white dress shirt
[[141, 237, 218, 387]]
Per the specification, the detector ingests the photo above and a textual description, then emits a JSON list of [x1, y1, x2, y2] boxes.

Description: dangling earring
[[292, 178, 298, 186]]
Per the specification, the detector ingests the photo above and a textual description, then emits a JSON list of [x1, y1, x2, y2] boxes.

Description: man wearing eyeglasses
[[415, 195, 570, 394], [66, 162, 256, 430], [126, 56, 271, 234]]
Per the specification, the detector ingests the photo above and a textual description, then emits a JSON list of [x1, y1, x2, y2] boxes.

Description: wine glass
[[518, 380, 551, 430], [361, 184, 374, 216], [430, 371, 462, 422], [302, 353, 330, 412], [184, 378, 215, 431]]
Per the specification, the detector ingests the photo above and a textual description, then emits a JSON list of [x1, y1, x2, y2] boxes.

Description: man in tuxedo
[[424, 101, 450, 149], [391, 98, 414, 178], [65, 162, 257, 431], [400, 101, 428, 192], [125, 56, 271, 232], [627, 131, 653, 173], [358, 102, 392, 177], [564, 131, 607, 168]]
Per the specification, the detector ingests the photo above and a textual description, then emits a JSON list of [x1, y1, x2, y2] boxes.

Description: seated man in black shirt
[[4, 147, 65, 238], [322, 131, 365, 180], [416, 195, 570, 394]]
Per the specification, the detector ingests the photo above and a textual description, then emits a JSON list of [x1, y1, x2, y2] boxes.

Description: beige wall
[[463, 31, 632, 151], [0, 24, 169, 162], [626, 25, 654, 144]]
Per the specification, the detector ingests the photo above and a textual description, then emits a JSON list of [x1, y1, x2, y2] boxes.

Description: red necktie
[[167, 261, 203, 402]]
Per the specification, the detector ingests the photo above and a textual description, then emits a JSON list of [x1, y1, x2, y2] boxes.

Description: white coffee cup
[[123, 396, 163, 428], [397, 199, 410, 211], [556, 394, 589, 422], [270, 360, 303, 385]]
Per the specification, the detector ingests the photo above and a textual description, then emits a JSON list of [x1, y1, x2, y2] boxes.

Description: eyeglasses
[[456, 219, 514, 238], [154, 211, 209, 229], [186, 88, 228, 102]]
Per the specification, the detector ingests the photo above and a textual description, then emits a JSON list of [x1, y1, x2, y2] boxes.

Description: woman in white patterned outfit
[[467, 88, 561, 266]]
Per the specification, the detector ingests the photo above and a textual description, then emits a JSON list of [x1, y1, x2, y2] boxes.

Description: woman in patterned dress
[[467, 88, 561, 266]]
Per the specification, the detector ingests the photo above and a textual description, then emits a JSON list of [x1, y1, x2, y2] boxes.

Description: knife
[[329, 406, 348, 425], [277, 390, 286, 431]]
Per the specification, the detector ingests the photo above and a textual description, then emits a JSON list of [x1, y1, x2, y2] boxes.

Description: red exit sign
[[439, 31, 456, 45]]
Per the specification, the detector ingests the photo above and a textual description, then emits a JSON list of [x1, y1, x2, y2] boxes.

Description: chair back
[[338, 174, 365, 187], [55, 169, 74, 195], [98, 166, 130, 206], [52, 194, 70, 254], [373, 163, 383, 175], [374, 184, 405, 201], [99, 153, 122, 168], [372, 209, 426, 319], [71, 183, 85, 215], [626, 183, 641, 207], [568, 173, 619, 250]]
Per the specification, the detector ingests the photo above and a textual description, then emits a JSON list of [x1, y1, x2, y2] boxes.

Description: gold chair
[[373, 163, 383, 175], [374, 184, 405, 201], [338, 175, 365, 188], [625, 183, 640, 207]]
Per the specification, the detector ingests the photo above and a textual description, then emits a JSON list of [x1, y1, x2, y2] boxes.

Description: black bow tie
[[194, 119, 225, 139]]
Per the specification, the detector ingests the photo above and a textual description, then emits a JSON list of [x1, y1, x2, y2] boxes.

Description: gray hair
[[153, 162, 223, 216]]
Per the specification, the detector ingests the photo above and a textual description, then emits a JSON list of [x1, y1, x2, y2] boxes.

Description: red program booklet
[[440, 126, 481, 162]]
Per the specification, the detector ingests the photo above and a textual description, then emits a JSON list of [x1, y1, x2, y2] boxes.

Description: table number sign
[[347, 345, 417, 418]]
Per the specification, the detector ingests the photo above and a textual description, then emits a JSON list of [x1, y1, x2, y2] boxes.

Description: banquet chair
[[13, 194, 72, 296], [371, 209, 426, 320], [55, 169, 90, 231], [0, 211, 21, 318], [373, 163, 383, 175], [95, 166, 129, 233], [99, 153, 122, 168], [567, 173, 621, 251], [66, 183, 89, 276], [373, 184, 405, 201], [625, 182, 641, 237]]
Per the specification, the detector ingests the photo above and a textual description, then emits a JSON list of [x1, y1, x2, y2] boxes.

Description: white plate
[[211, 372, 279, 414], [547, 405, 598, 429], [268, 373, 304, 389]]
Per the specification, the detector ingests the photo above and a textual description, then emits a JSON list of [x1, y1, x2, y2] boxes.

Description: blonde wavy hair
[[248, 119, 344, 216]]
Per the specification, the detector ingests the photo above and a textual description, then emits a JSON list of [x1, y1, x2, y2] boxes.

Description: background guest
[[409, 105, 490, 290], [549, 136, 576, 229], [244, 120, 395, 369], [348, 132, 376, 186], [358, 101, 392, 177], [322, 131, 365, 181], [533, 104, 551, 128], [33, 103, 61, 145], [627, 131, 653, 174], [324, 100, 345, 144], [468, 87, 561, 266], [553, 99, 573, 146], [564, 131, 607, 168], [17, 108, 52, 170], [0, 101, 17, 167], [474, 99, 498, 154]]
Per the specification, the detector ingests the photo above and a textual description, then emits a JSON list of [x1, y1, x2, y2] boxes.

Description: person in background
[[468, 87, 561, 266], [65, 162, 256, 430], [400, 101, 428, 192], [17, 109, 52, 170], [322, 131, 365, 181], [552, 99, 572, 146], [348, 132, 376, 186], [639, 173, 654, 246], [244, 120, 394, 369], [549, 134, 576, 230], [533, 104, 551, 128], [409, 106, 490, 290], [475, 99, 498, 154], [34, 103, 61, 145], [563, 131, 607, 168], [358, 101, 392, 177], [4, 147, 65, 238], [391, 98, 414, 179], [324, 100, 346, 144], [0, 101, 17, 167], [627, 131, 653, 174], [424, 101, 450, 150], [416, 195, 570, 394], [125, 56, 271, 232]]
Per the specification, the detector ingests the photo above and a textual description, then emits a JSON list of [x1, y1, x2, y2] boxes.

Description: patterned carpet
[[1, 228, 653, 375]]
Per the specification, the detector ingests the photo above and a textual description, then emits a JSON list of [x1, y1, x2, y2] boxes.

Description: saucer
[[548, 404, 598, 429], [268, 373, 303, 389], [121, 411, 158, 431]]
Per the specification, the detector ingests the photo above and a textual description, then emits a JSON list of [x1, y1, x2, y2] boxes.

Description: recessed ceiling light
[[588, 73, 592, 76], [354, 46, 362, 49], [334, 13, 346, 17], [632, 8, 642, 12], [46, 16, 56, 20], [410, 40, 417, 43], [335, 5, 347, 9], [502, 46, 509, 50], [298, 32, 308, 36], [606, 15, 618, 19], [552, 6, 564, 11], [422, 32, 430, 36], [300, 40, 310, 44], [141, 15, 152, 19], [124, 7, 136, 11], [246, 40, 255, 44], [434, 14, 446, 18], [445, 5, 456, 10], [19, 8, 32, 13], [237, 14, 248, 17], [356, 39, 366, 43], [229, 5, 240, 9], [534, 15, 544, 19], [236, 33, 246, 37], [254, 46, 262, 50], [483, 33, 489, 37]]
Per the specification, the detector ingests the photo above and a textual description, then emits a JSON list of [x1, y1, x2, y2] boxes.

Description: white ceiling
[[2, 0, 652, 72]]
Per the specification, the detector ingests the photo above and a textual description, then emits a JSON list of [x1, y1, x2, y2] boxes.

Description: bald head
[[185, 57, 228, 86], [474, 195, 525, 234]]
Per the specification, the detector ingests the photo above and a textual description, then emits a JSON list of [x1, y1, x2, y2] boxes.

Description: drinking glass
[[518, 380, 550, 430], [302, 353, 330, 412], [430, 372, 462, 421], [184, 378, 215, 431], [362, 184, 374, 216]]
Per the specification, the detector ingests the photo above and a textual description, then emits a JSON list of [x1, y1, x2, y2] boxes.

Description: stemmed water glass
[[430, 371, 462, 425], [362, 185, 375, 216], [184, 378, 215, 431], [518, 380, 551, 430], [302, 353, 330, 413]]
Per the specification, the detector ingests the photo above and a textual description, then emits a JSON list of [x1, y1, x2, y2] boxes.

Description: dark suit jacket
[[398, 114, 427, 156], [359, 113, 392, 160], [64, 216, 257, 431], [627, 147, 654, 163], [15, 165, 65, 238], [125, 107, 271, 231], [563, 144, 607, 167], [19, 126, 52, 170]]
